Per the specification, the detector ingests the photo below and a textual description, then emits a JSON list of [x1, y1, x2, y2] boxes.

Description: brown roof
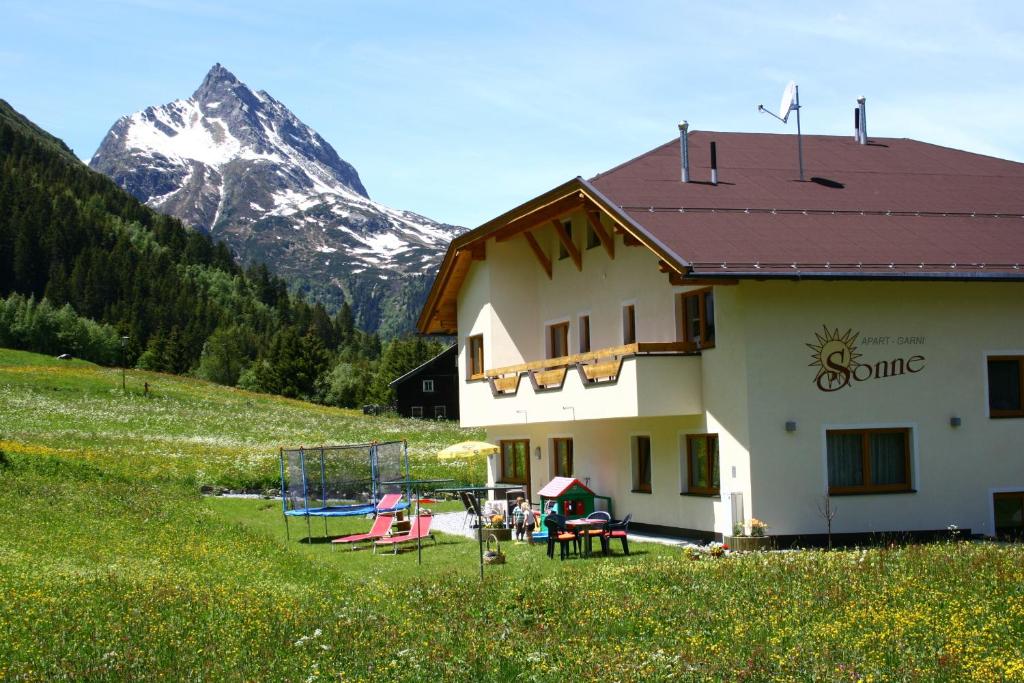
[[417, 132, 1024, 334], [590, 131, 1024, 276]]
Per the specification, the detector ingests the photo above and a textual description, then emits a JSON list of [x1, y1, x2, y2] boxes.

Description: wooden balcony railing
[[483, 341, 697, 395]]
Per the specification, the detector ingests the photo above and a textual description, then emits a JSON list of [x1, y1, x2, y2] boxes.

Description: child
[[511, 496, 526, 541], [520, 499, 535, 543]]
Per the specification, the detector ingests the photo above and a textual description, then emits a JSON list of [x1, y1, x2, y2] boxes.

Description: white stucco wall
[[740, 279, 1024, 537]]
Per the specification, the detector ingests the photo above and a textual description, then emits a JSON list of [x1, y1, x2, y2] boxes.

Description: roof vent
[[678, 121, 690, 183], [857, 96, 867, 144], [710, 141, 718, 186]]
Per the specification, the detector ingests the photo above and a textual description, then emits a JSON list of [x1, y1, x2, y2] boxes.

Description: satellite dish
[[778, 80, 798, 122]]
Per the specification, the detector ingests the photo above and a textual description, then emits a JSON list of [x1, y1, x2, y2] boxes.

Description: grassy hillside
[[0, 348, 482, 490], [1, 349, 1023, 681]]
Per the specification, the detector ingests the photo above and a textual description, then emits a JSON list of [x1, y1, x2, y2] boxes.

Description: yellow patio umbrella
[[437, 440, 500, 460]]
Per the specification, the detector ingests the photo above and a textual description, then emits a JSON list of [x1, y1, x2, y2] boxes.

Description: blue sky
[[2, 1, 1022, 228]]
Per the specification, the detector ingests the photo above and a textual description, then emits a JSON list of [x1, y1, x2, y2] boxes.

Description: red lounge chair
[[372, 514, 435, 554], [331, 513, 394, 550], [376, 493, 403, 512]]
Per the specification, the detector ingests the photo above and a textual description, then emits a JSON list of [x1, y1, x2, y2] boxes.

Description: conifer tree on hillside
[[0, 99, 453, 410]]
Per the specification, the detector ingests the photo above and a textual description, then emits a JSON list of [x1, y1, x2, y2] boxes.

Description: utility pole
[[120, 336, 129, 394]]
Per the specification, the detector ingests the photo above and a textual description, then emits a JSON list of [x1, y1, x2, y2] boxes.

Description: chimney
[[710, 141, 718, 186], [857, 96, 867, 145], [854, 107, 860, 141], [678, 121, 690, 183]]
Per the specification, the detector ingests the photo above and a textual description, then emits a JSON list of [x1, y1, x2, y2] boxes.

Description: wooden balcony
[[460, 342, 702, 427], [484, 341, 697, 396]]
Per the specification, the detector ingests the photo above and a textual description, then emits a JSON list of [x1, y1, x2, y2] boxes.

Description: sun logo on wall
[[807, 326, 862, 391]]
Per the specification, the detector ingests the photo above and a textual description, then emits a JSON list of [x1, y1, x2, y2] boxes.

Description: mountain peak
[[192, 63, 245, 103]]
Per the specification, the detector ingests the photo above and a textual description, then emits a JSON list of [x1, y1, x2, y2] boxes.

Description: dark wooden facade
[[389, 344, 459, 420]]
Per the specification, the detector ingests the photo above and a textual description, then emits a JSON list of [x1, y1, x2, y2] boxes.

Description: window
[[411, 406, 423, 418], [686, 434, 720, 495], [553, 438, 573, 477], [500, 439, 529, 484], [632, 435, 651, 493], [422, 379, 435, 393], [578, 315, 591, 353], [467, 334, 484, 380], [547, 322, 569, 359], [433, 405, 446, 419], [994, 491, 1024, 539], [558, 220, 573, 260], [586, 225, 600, 250], [826, 428, 911, 494], [622, 304, 636, 345], [677, 288, 715, 349], [988, 356, 1024, 417]]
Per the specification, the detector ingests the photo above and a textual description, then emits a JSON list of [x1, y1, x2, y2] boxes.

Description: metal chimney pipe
[[857, 96, 867, 145], [854, 108, 860, 141], [678, 121, 690, 183], [710, 141, 718, 186]]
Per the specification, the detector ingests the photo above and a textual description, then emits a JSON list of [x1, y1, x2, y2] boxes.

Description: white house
[[418, 124, 1024, 544]]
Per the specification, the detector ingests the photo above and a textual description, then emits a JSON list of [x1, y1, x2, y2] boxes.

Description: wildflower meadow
[[1, 349, 1022, 681]]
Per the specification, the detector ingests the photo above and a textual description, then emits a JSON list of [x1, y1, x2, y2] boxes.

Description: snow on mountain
[[89, 64, 463, 334]]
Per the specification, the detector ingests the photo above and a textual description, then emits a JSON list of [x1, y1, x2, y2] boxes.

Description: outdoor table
[[565, 518, 605, 557]]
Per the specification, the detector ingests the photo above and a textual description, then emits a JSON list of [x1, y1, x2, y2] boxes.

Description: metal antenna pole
[[795, 85, 804, 181]]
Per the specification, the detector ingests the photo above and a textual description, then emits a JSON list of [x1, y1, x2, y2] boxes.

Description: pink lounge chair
[[372, 514, 435, 554], [376, 493, 403, 512], [331, 513, 394, 550]]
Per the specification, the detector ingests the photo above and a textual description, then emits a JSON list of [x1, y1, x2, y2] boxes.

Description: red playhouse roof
[[537, 477, 596, 498]]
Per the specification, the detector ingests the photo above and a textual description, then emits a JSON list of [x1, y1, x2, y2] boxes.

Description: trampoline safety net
[[279, 441, 409, 516]]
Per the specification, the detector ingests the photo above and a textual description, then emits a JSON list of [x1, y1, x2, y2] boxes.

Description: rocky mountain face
[[90, 64, 462, 335]]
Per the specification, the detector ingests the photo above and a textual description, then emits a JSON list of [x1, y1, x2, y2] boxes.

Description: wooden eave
[[416, 177, 693, 335]]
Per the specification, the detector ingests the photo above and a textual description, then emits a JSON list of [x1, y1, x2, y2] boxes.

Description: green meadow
[[1, 349, 1022, 681]]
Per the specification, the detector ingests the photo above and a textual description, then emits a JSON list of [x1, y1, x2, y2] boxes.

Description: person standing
[[511, 496, 526, 541], [520, 499, 536, 543]]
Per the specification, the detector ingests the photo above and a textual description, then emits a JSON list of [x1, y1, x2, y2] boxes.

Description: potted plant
[[477, 513, 512, 542], [724, 518, 773, 551]]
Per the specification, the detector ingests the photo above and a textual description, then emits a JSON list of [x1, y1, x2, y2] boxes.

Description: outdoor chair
[[604, 513, 632, 555], [460, 491, 485, 529], [584, 511, 611, 555], [330, 513, 394, 550], [543, 513, 579, 560], [375, 493, 403, 512], [372, 514, 435, 554]]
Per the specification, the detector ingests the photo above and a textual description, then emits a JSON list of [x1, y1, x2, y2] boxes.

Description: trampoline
[[280, 441, 411, 541]]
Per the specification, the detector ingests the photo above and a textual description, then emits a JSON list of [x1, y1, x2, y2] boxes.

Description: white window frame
[[422, 379, 435, 393], [411, 406, 424, 418], [433, 405, 446, 419]]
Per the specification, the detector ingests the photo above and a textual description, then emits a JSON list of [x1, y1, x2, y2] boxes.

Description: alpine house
[[417, 113, 1024, 544]]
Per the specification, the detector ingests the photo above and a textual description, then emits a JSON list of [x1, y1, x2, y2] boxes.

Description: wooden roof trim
[[524, 232, 552, 279], [417, 176, 694, 334], [585, 209, 614, 260], [494, 192, 586, 243], [551, 219, 582, 271]]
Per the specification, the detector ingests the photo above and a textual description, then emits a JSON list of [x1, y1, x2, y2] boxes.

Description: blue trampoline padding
[[285, 501, 410, 517]]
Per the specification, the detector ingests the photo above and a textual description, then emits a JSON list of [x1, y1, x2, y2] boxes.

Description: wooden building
[[389, 344, 459, 420]]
